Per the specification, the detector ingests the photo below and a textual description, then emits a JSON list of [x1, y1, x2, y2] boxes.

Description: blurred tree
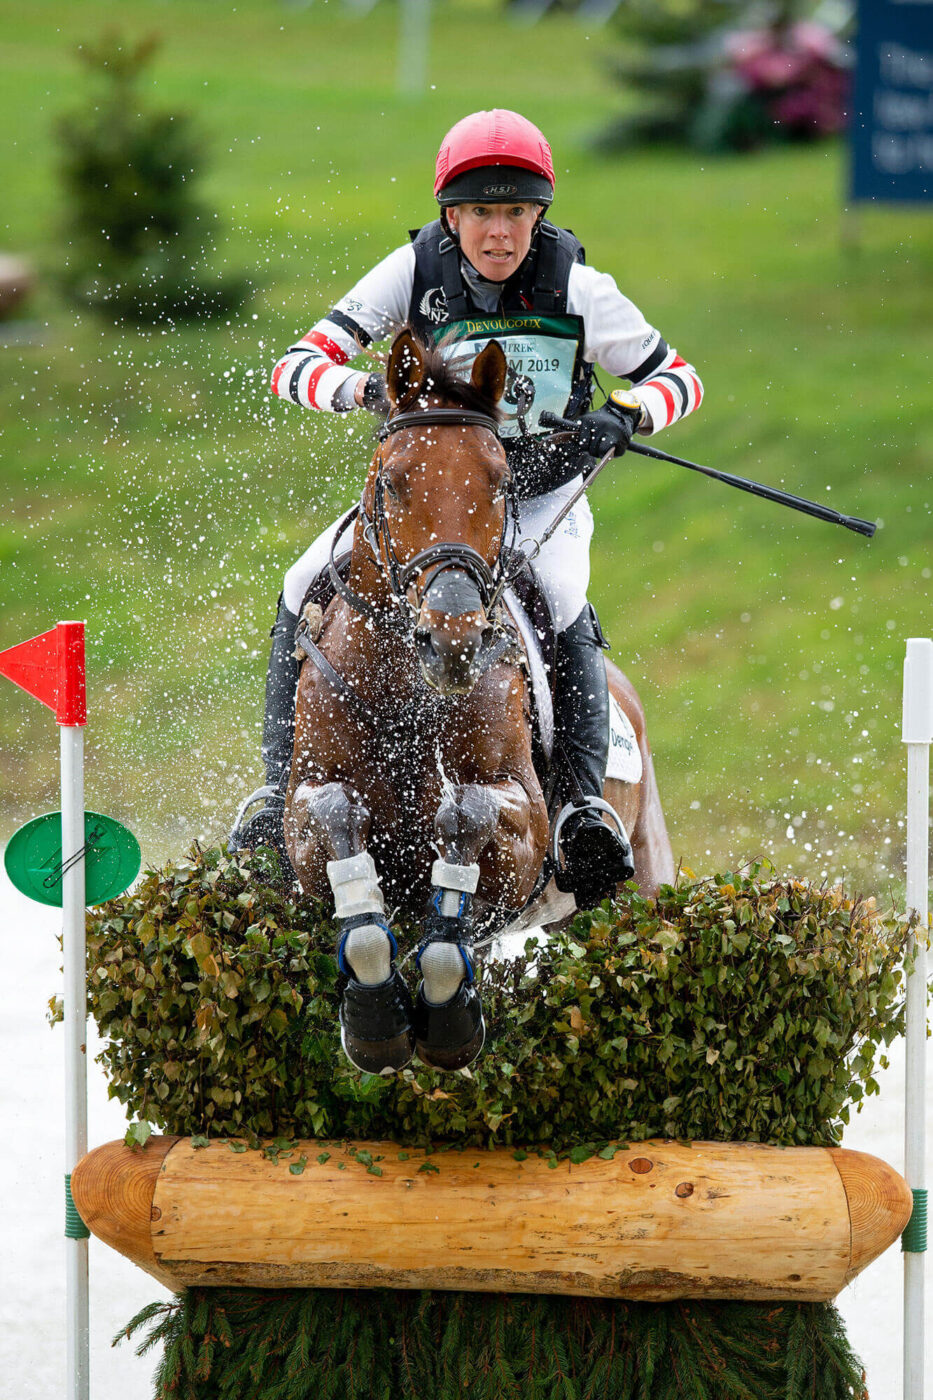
[[595, 0, 851, 152], [57, 34, 250, 322]]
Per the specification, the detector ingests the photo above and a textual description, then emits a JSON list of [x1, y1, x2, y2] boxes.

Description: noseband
[[328, 406, 514, 632]]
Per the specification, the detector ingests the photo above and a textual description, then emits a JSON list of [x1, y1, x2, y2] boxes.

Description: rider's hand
[[355, 373, 391, 416], [576, 391, 646, 458]]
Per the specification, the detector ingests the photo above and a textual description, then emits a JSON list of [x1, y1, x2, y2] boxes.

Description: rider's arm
[[270, 244, 416, 411], [567, 264, 704, 434]]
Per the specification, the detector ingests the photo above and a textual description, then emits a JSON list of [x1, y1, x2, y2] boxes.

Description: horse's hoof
[[339, 969, 415, 1074], [413, 980, 485, 1072]]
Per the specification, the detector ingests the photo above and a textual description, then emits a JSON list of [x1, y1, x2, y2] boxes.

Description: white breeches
[[282, 478, 594, 635]]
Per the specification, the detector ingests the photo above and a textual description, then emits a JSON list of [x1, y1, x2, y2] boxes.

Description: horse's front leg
[[413, 776, 545, 1071], [288, 779, 414, 1073]]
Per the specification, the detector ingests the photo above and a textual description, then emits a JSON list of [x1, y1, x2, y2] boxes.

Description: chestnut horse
[[283, 328, 672, 1067]]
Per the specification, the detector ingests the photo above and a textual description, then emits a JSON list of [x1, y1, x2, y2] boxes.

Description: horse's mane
[[393, 325, 503, 421]]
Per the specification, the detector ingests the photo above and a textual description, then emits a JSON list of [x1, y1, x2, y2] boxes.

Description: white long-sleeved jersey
[[270, 241, 703, 435]]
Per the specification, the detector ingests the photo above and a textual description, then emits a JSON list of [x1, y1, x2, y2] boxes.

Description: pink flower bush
[[728, 21, 850, 136]]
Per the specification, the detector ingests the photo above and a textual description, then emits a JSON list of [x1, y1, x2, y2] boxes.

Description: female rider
[[233, 109, 703, 921]]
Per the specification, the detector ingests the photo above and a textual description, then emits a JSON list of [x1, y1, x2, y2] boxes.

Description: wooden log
[[71, 1137, 912, 1301], [72, 1135, 179, 1291]]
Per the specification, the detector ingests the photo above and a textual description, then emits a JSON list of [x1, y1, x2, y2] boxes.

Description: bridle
[[328, 405, 518, 634]]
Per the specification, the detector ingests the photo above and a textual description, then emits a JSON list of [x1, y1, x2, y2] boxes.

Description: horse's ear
[[471, 340, 507, 405], [386, 329, 426, 407]]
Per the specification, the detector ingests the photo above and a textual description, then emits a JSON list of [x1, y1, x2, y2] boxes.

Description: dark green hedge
[[84, 849, 908, 1152]]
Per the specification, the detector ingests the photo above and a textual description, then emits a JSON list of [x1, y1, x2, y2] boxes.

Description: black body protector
[[408, 218, 594, 500]]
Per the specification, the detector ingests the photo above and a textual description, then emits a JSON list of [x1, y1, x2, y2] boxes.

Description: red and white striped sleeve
[[271, 244, 415, 412], [568, 264, 704, 434]]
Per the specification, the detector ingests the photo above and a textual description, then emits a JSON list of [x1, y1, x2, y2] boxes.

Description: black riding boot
[[552, 604, 635, 909], [229, 595, 300, 867]]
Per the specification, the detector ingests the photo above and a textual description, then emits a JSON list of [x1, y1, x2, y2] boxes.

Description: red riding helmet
[[434, 109, 555, 207]]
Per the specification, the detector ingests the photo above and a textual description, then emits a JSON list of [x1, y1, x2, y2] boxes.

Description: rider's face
[[447, 202, 542, 282]]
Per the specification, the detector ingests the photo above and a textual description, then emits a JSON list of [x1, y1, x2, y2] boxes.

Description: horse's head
[[369, 327, 510, 696]]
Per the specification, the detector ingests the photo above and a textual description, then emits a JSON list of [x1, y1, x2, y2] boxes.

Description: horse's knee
[[291, 780, 371, 861], [291, 802, 393, 985], [435, 784, 499, 864]]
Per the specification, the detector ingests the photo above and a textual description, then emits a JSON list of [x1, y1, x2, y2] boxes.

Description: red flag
[[0, 621, 86, 725]]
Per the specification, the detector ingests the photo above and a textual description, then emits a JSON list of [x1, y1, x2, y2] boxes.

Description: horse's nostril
[[414, 627, 437, 662]]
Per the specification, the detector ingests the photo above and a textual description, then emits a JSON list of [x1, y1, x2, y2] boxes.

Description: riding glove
[[361, 373, 391, 416], [575, 391, 645, 458]]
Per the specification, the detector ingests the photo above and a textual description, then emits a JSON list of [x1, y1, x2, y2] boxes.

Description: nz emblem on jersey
[[419, 286, 449, 325]]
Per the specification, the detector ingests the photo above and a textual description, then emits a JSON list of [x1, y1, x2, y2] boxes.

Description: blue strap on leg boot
[[229, 595, 300, 872], [413, 861, 485, 1071], [552, 604, 635, 909]]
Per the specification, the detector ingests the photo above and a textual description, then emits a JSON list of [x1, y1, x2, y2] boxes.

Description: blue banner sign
[[851, 0, 933, 202]]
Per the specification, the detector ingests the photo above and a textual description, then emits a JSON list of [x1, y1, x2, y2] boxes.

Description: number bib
[[431, 314, 585, 440]]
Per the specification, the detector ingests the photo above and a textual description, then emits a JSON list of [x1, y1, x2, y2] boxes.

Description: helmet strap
[[440, 208, 460, 244]]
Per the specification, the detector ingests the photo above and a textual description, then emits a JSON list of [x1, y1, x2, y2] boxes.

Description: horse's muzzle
[[413, 571, 488, 694], [414, 616, 492, 696]]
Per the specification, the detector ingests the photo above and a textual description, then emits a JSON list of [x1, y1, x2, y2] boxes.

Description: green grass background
[[1, 0, 930, 892]]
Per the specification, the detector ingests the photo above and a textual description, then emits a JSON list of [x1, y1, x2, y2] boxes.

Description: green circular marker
[[4, 810, 141, 908]]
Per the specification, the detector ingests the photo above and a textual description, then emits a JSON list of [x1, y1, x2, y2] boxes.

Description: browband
[[378, 408, 501, 441]]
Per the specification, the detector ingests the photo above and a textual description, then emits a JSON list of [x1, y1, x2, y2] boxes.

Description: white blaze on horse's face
[[447, 202, 542, 283]]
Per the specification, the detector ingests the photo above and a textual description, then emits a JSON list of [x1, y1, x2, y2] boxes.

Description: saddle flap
[[504, 550, 558, 681]]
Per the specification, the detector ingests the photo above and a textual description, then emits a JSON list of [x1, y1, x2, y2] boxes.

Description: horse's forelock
[[392, 326, 502, 422]]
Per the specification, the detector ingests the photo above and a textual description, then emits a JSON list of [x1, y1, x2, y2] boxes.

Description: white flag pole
[[62, 719, 89, 1400], [0, 619, 90, 1398], [902, 637, 931, 1400], [55, 622, 90, 1400]]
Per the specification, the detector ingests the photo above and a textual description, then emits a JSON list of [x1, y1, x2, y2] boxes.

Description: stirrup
[[228, 784, 293, 885], [229, 785, 282, 847], [552, 797, 635, 906], [551, 796, 628, 865]]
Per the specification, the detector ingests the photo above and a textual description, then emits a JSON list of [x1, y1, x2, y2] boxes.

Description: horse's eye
[[384, 477, 401, 502]]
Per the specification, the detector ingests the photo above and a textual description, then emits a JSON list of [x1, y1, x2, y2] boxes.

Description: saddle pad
[[607, 694, 643, 785]]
